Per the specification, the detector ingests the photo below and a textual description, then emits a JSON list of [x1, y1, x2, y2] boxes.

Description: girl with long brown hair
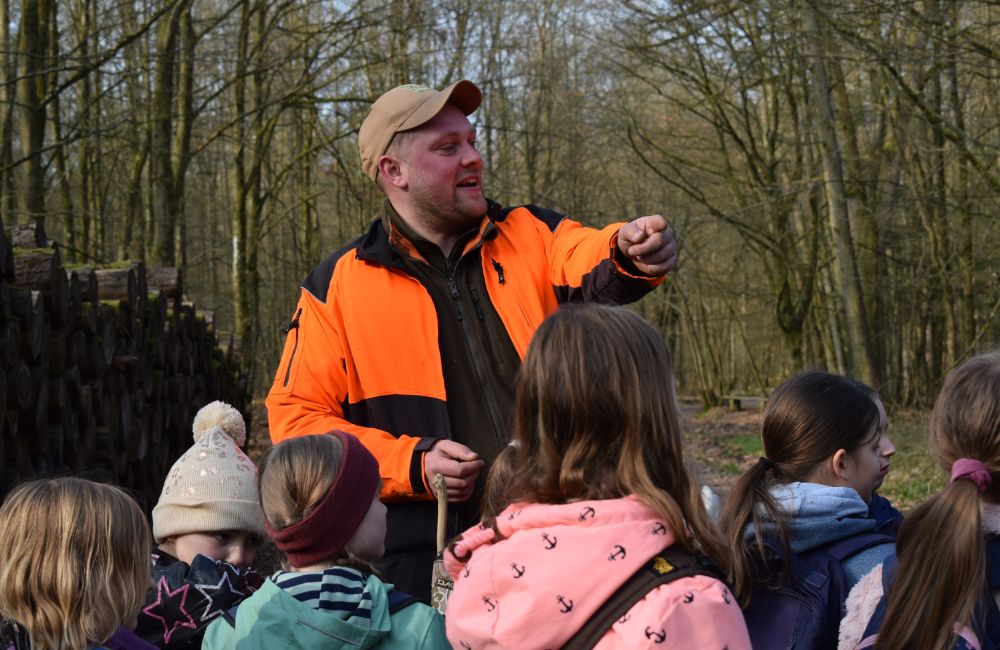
[[840, 350, 1000, 650], [720, 370, 897, 649], [443, 304, 750, 649]]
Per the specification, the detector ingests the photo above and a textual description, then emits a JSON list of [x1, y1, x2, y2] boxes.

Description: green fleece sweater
[[201, 569, 447, 649]]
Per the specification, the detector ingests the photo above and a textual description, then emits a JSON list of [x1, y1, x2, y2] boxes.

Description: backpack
[[562, 545, 729, 650], [856, 550, 1000, 649], [743, 532, 893, 650]]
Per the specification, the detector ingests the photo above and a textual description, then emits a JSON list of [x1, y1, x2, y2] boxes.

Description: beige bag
[[429, 473, 453, 614]]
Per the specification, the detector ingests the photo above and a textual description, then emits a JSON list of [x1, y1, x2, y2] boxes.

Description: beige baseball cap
[[358, 80, 482, 180]]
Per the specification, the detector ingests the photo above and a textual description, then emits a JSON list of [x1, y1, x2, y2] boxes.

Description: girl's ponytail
[[876, 478, 984, 650], [722, 457, 789, 605], [875, 350, 1000, 649]]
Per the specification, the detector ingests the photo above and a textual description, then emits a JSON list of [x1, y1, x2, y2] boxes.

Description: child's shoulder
[[605, 574, 750, 649], [381, 589, 447, 650]]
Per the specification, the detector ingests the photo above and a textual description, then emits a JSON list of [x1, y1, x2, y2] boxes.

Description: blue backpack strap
[[222, 603, 240, 628], [387, 589, 419, 614], [820, 531, 894, 562]]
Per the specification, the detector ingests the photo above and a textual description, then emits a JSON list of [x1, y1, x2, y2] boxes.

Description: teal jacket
[[201, 571, 447, 649]]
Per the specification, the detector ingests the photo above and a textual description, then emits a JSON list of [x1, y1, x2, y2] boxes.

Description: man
[[266, 80, 678, 599]]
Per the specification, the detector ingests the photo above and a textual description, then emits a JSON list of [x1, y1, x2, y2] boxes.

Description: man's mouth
[[879, 465, 890, 476], [457, 176, 480, 189]]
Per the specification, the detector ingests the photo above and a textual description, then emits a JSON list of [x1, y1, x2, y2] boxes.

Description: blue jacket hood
[[748, 481, 878, 553]]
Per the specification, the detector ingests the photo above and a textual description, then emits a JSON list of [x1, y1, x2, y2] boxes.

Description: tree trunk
[[150, 1, 191, 265], [16, 0, 52, 228], [802, 0, 879, 386]]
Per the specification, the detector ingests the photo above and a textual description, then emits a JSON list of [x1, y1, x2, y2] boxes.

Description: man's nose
[[461, 143, 483, 168]]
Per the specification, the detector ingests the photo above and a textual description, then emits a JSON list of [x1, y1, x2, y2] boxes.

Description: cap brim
[[397, 79, 482, 132]]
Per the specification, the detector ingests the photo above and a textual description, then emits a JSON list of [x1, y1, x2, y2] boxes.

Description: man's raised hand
[[617, 215, 678, 276]]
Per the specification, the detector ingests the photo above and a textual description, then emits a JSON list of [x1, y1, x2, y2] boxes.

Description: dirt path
[[680, 403, 763, 501]]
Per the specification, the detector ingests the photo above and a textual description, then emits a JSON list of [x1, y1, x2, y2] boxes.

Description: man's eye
[[213, 532, 232, 543]]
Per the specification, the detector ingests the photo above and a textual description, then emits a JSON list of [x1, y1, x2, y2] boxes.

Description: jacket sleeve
[[543, 215, 665, 304], [265, 289, 436, 501]]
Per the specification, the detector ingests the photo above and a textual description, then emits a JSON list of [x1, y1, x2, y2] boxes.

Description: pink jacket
[[444, 496, 750, 649]]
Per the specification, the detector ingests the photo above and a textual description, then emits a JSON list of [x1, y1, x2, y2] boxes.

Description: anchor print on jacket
[[443, 496, 752, 649]]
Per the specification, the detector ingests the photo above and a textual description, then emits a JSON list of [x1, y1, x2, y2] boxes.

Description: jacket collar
[[357, 199, 502, 268]]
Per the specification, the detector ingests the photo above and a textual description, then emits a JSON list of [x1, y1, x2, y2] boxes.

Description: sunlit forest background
[[3, 0, 998, 406]]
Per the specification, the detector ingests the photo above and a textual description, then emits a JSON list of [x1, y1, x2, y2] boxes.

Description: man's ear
[[830, 448, 852, 480], [378, 154, 407, 189]]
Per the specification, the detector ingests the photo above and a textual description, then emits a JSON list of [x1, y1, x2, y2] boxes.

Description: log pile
[[0, 223, 250, 510]]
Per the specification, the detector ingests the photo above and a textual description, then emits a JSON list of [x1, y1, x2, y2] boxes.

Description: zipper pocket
[[281, 308, 302, 387]]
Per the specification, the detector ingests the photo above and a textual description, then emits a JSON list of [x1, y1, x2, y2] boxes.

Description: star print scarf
[[134, 551, 263, 649]]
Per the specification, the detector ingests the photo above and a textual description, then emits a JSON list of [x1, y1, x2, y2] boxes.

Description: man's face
[[393, 104, 486, 238]]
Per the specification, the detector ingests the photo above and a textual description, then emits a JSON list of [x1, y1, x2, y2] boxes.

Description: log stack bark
[[0, 223, 251, 509]]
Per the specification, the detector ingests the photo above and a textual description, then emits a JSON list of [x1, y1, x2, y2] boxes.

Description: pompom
[[192, 401, 246, 446]]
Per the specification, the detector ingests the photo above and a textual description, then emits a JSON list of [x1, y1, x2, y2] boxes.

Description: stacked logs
[[0, 223, 250, 510]]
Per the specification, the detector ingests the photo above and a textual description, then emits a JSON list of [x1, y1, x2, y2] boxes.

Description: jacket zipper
[[281, 308, 302, 387], [491, 259, 505, 284], [469, 286, 485, 321], [448, 258, 506, 451]]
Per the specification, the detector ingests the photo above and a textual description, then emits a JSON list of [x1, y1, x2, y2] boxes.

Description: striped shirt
[[272, 566, 373, 623]]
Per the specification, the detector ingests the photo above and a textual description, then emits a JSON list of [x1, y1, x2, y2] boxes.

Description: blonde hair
[[456, 304, 727, 568], [0, 478, 151, 650], [876, 350, 1000, 650], [258, 434, 377, 574]]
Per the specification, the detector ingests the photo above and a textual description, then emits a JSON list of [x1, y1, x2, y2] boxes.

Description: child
[[444, 304, 751, 649], [720, 370, 897, 649], [0, 477, 153, 650], [840, 350, 1000, 650], [202, 431, 449, 649], [135, 401, 265, 649]]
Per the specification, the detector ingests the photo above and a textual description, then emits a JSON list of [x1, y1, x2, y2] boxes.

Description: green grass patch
[[721, 432, 763, 458], [718, 461, 744, 476]]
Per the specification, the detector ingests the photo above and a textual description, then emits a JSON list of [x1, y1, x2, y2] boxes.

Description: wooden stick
[[434, 473, 447, 553]]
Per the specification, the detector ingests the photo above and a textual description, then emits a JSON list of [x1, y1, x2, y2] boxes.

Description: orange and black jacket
[[266, 201, 664, 501]]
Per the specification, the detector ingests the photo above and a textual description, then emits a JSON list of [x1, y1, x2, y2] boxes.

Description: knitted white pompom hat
[[151, 401, 265, 543]]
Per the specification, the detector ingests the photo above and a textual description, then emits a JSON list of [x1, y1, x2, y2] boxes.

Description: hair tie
[[950, 458, 993, 493], [758, 457, 773, 471]]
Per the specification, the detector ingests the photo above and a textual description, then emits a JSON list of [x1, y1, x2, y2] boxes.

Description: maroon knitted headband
[[264, 430, 381, 567]]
